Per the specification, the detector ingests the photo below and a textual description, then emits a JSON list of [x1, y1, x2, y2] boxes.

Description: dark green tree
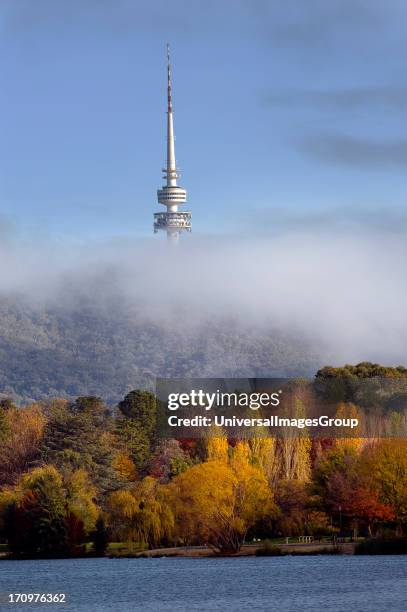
[[315, 362, 407, 406], [116, 391, 157, 473], [117, 390, 156, 432], [92, 516, 109, 555], [41, 397, 122, 494]]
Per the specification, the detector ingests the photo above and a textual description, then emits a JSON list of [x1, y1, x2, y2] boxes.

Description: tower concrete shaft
[[154, 44, 191, 240]]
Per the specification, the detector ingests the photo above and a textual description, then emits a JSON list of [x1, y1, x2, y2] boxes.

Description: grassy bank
[[109, 541, 354, 558]]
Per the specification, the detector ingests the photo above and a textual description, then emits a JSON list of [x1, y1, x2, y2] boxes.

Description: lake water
[[0, 556, 406, 611]]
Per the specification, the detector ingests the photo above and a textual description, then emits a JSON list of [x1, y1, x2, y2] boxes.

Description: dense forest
[[1, 363, 407, 557], [0, 298, 318, 404]]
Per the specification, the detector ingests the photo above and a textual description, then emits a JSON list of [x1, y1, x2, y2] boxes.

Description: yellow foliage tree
[[230, 441, 251, 471], [112, 452, 138, 482], [0, 404, 46, 485], [107, 478, 174, 548], [107, 490, 140, 542], [170, 459, 275, 553], [335, 402, 364, 453], [132, 477, 174, 548], [277, 398, 311, 482], [65, 468, 98, 533], [20, 465, 98, 534], [249, 437, 279, 485], [361, 439, 407, 527], [206, 435, 229, 463]]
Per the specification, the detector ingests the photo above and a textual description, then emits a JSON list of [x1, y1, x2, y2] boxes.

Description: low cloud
[[0, 227, 406, 367]]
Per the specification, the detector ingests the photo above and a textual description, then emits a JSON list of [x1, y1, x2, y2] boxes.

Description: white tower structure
[[154, 44, 191, 241]]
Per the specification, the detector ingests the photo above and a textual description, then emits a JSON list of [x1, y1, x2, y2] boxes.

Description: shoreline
[[0, 542, 356, 561], [113, 542, 356, 558]]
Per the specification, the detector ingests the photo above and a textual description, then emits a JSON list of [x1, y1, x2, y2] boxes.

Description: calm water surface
[[0, 556, 406, 612]]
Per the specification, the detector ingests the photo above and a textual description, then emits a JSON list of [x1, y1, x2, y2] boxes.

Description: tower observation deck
[[154, 44, 191, 241]]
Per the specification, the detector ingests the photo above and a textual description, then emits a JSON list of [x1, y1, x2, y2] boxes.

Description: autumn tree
[[106, 490, 138, 542], [249, 437, 279, 485], [206, 434, 229, 463], [274, 480, 309, 536], [107, 478, 173, 548], [334, 402, 364, 453], [112, 452, 138, 483], [362, 440, 407, 531], [277, 398, 311, 482], [148, 439, 192, 482], [170, 459, 275, 553], [0, 465, 98, 557], [0, 404, 46, 486], [64, 468, 98, 533], [313, 446, 394, 536]]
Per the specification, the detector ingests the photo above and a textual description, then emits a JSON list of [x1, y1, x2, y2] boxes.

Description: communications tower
[[154, 44, 191, 241]]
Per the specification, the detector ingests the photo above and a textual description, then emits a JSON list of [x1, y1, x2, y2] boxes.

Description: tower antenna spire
[[167, 42, 172, 112], [154, 44, 191, 242]]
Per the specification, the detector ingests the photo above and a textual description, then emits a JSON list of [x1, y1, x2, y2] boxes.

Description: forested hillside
[[0, 298, 319, 403]]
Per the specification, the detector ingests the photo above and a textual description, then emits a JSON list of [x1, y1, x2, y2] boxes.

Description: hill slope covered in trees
[[0, 298, 320, 404]]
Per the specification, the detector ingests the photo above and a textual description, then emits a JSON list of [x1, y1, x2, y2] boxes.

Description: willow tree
[[107, 477, 174, 548], [170, 459, 275, 553]]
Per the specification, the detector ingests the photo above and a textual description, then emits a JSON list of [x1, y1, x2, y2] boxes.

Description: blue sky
[[1, 0, 407, 240]]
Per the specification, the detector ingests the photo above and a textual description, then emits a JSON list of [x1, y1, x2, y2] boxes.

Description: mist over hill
[[0, 297, 320, 404], [0, 230, 406, 404]]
